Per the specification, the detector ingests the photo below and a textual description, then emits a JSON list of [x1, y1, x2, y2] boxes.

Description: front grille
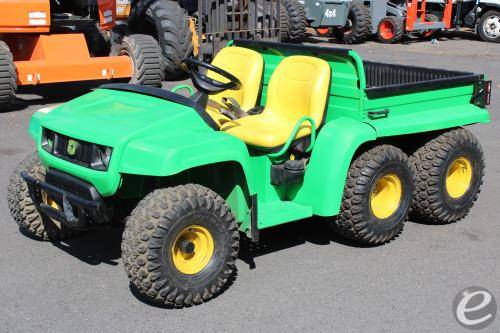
[[41, 128, 112, 171]]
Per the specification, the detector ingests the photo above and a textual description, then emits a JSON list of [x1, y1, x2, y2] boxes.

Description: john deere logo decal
[[67, 140, 79, 155]]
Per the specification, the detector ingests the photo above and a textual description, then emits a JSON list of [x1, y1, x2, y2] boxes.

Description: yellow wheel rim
[[370, 173, 403, 219], [171, 225, 214, 275], [446, 157, 473, 199]]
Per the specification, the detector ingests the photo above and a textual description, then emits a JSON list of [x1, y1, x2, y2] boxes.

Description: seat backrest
[[207, 46, 264, 110], [265, 55, 331, 126]]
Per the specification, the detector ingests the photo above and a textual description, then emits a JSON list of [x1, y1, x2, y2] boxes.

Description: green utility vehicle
[[8, 40, 491, 307]]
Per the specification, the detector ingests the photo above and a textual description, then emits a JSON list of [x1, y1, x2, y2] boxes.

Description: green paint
[[29, 43, 491, 234], [267, 116, 317, 158], [171, 84, 194, 95]]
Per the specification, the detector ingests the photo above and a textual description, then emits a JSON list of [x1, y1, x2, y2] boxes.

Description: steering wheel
[[183, 57, 242, 95]]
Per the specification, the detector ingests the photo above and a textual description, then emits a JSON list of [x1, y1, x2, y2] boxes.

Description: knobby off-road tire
[[0, 40, 17, 112], [281, 0, 307, 42], [144, 0, 193, 80], [377, 16, 404, 44], [333, 3, 372, 44], [410, 128, 485, 224], [122, 184, 239, 307], [7, 152, 75, 241], [111, 34, 162, 87], [331, 145, 414, 245]]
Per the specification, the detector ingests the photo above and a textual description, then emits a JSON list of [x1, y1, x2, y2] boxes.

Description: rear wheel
[[331, 145, 414, 245], [122, 184, 239, 307], [377, 16, 404, 43], [333, 3, 372, 44], [478, 10, 500, 43], [281, 0, 307, 42], [410, 128, 485, 224], [7, 152, 76, 241], [111, 34, 162, 87], [0, 41, 17, 112]]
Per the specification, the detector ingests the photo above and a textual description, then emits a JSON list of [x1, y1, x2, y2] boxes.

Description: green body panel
[[292, 118, 377, 216], [29, 43, 491, 233]]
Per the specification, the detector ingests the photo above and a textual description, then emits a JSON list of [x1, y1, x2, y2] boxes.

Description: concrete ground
[[0, 34, 499, 332]]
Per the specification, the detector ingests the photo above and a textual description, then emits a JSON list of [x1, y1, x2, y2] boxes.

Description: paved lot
[[1, 35, 499, 332]]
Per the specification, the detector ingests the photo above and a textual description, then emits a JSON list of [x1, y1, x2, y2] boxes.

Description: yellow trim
[[446, 157, 473, 199], [171, 225, 214, 275], [370, 173, 402, 219], [188, 18, 199, 57]]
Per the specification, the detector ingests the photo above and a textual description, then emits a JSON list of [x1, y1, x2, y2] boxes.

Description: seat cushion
[[208, 46, 264, 109], [221, 55, 331, 149], [221, 112, 314, 149]]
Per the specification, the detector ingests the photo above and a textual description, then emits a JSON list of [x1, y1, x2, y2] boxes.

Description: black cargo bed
[[363, 61, 483, 99]]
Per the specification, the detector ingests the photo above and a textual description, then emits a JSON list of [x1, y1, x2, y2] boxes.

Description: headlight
[[92, 145, 113, 170], [41, 128, 55, 153], [41, 128, 113, 171]]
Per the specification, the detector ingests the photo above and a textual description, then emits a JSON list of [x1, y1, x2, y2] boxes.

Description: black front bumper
[[21, 169, 112, 230]]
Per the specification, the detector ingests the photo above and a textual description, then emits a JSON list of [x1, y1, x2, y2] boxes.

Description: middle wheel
[[331, 145, 414, 245], [121, 184, 239, 307]]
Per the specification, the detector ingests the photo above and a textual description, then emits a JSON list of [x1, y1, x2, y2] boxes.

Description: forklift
[[0, 0, 162, 112]]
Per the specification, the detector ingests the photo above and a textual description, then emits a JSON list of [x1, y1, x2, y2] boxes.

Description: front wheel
[[478, 10, 500, 43], [410, 128, 485, 224], [377, 16, 404, 44], [7, 152, 76, 241], [121, 184, 239, 307], [330, 145, 414, 245]]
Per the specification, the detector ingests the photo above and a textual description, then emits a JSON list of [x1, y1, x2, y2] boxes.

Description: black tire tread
[[0, 40, 17, 111], [281, 0, 307, 42], [145, 0, 193, 79], [331, 145, 413, 245], [112, 34, 163, 87], [121, 184, 239, 307], [335, 3, 372, 44], [7, 152, 75, 241], [410, 128, 485, 224]]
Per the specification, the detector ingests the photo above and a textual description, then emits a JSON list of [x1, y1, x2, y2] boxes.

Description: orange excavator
[[0, 0, 162, 111]]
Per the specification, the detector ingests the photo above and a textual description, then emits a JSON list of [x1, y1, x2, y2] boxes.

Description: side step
[[258, 200, 312, 230]]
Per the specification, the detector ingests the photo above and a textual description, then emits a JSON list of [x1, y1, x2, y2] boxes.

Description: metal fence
[[197, 0, 281, 57]]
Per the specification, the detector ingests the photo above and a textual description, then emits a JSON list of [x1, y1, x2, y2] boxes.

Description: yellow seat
[[221, 55, 331, 149], [206, 47, 264, 126]]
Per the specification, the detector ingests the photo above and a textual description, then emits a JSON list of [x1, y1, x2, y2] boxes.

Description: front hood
[[40, 88, 211, 147]]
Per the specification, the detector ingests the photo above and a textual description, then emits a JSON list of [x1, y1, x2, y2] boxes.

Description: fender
[[28, 105, 60, 141], [118, 130, 257, 193], [294, 117, 377, 216]]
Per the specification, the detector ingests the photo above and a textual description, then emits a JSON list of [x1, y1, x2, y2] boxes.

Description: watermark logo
[[453, 286, 497, 330]]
